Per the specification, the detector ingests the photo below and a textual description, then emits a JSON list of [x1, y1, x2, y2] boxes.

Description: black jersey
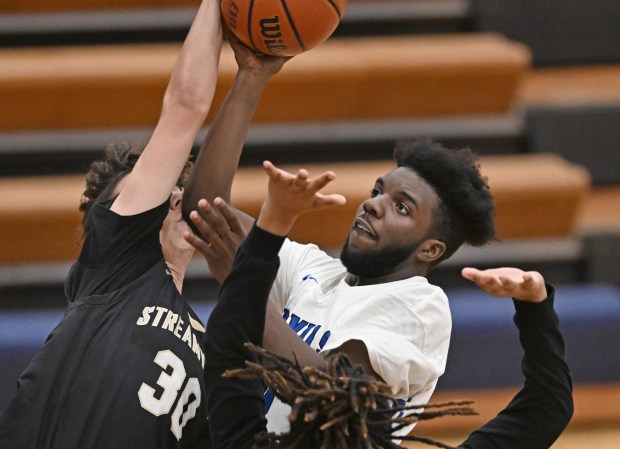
[[0, 199, 208, 449]]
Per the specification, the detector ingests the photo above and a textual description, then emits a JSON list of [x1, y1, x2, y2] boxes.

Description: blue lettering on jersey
[[395, 398, 407, 418], [288, 314, 309, 333], [264, 308, 333, 413], [302, 274, 319, 283], [281, 309, 331, 349], [264, 387, 275, 410]]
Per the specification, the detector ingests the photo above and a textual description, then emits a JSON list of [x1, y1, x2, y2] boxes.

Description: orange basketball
[[221, 0, 347, 56]]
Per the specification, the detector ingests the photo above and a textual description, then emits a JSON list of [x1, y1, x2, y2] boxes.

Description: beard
[[340, 238, 420, 279]]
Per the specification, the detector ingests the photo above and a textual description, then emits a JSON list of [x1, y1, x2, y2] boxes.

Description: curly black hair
[[393, 138, 496, 263], [79, 141, 193, 234], [227, 344, 476, 449]]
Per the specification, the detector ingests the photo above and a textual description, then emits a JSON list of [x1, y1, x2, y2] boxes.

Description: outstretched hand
[[257, 161, 346, 236], [461, 267, 547, 303], [183, 198, 248, 284]]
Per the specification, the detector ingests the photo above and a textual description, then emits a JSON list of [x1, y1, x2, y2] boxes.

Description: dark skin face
[[343, 167, 446, 286]]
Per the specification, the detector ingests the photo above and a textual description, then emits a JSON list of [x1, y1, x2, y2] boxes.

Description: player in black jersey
[[0, 2, 222, 447], [0, 3, 286, 449], [187, 162, 573, 449]]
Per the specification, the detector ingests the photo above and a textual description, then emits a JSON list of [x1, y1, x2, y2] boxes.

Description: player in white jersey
[[184, 49, 496, 435], [262, 235, 451, 432], [189, 162, 572, 449]]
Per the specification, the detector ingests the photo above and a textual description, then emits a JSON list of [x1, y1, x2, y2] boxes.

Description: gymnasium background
[[0, 1, 619, 447]]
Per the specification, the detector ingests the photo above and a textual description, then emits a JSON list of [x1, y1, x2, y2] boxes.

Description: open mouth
[[353, 217, 377, 239]]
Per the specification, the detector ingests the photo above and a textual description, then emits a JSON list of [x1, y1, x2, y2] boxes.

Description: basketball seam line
[[326, 0, 342, 19], [247, 0, 257, 52], [280, 0, 306, 52]]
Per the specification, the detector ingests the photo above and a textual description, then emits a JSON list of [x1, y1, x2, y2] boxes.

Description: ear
[[415, 239, 446, 263]]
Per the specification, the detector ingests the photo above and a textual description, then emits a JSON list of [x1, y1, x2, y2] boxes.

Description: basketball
[[221, 0, 348, 56]]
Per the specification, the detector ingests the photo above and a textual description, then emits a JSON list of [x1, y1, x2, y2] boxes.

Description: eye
[[396, 202, 410, 215], [370, 188, 381, 198]]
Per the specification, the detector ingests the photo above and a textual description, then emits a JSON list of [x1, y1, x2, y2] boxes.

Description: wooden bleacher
[[576, 187, 620, 232], [0, 153, 590, 264], [414, 384, 620, 437], [516, 64, 620, 107], [0, 0, 200, 14], [0, 0, 465, 15], [0, 33, 531, 131], [512, 62, 620, 293], [517, 64, 620, 189], [0, 0, 472, 48]]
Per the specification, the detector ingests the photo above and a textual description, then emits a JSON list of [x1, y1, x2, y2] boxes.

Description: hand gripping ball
[[221, 0, 348, 56]]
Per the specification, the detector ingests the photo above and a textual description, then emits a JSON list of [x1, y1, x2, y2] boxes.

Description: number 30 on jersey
[[138, 349, 201, 440]]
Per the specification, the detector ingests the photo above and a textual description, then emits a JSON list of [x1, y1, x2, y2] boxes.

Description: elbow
[[163, 92, 211, 120]]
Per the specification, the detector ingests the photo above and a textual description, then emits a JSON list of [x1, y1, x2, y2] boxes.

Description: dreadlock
[[225, 343, 476, 449]]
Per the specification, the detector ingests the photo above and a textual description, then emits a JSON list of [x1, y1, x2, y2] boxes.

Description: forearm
[[204, 224, 283, 449], [204, 224, 284, 368], [263, 302, 327, 370], [257, 199, 326, 369], [460, 286, 573, 449], [163, 0, 222, 118], [111, 0, 222, 215], [183, 69, 270, 217]]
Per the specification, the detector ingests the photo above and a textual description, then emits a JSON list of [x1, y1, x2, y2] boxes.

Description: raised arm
[[458, 267, 574, 449], [182, 36, 288, 224], [201, 160, 345, 449], [187, 162, 346, 371], [111, 0, 222, 216]]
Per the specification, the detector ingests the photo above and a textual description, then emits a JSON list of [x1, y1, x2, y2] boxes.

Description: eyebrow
[[375, 177, 419, 209], [399, 190, 419, 209]]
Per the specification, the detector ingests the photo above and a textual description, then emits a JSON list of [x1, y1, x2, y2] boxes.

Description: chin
[[347, 235, 376, 254]]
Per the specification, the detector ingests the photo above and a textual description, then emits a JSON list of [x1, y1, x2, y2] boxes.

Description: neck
[[166, 262, 186, 294], [345, 267, 427, 287]]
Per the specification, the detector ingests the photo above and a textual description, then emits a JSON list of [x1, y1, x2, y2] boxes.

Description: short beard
[[340, 238, 419, 279]]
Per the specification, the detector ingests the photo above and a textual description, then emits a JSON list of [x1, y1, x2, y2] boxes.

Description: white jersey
[[265, 239, 452, 435]]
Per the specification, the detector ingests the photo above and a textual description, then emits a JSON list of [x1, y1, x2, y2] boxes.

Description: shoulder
[[383, 277, 449, 309], [330, 278, 449, 329], [81, 198, 169, 257], [377, 279, 451, 332], [279, 239, 343, 270], [280, 238, 325, 257], [91, 196, 169, 229]]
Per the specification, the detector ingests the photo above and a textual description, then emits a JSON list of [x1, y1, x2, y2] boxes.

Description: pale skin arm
[[110, 0, 222, 216]]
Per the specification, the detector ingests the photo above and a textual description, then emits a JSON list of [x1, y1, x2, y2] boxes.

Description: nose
[[362, 195, 383, 218]]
